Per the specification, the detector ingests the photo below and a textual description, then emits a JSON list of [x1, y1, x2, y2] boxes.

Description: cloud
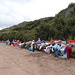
[[0, 0, 33, 30], [0, 0, 75, 30]]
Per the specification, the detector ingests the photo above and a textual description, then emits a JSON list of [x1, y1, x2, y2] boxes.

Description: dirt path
[[0, 43, 75, 75]]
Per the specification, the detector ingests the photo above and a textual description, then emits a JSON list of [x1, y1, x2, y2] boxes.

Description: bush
[[24, 46, 30, 49], [71, 51, 75, 58]]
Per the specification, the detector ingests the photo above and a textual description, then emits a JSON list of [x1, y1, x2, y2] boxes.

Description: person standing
[[53, 43, 61, 57], [31, 40, 35, 52], [66, 46, 72, 59]]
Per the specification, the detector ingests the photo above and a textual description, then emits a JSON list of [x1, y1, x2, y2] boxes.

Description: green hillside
[[0, 3, 75, 41]]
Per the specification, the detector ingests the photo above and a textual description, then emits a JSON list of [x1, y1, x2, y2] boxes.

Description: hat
[[33, 40, 34, 42]]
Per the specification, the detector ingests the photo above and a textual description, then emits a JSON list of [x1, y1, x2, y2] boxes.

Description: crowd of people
[[6, 38, 75, 59]]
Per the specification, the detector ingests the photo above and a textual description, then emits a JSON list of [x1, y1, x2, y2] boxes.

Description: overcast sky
[[0, 0, 75, 30]]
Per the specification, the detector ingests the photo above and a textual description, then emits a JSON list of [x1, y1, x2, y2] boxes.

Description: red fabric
[[67, 40, 75, 43], [41, 47, 46, 52], [50, 39, 53, 42], [58, 41, 61, 43], [55, 39, 58, 41], [47, 44, 50, 46], [13, 43, 18, 46], [66, 46, 72, 59]]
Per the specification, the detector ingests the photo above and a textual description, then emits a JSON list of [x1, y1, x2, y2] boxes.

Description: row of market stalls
[[6, 39, 75, 59]]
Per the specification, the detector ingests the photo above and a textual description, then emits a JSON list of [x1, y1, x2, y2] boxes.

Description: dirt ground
[[0, 43, 75, 75]]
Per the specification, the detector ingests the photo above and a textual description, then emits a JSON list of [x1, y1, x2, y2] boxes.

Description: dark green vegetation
[[71, 47, 75, 58], [0, 3, 75, 41]]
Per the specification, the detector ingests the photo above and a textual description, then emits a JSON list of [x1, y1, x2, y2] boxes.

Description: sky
[[0, 0, 75, 30]]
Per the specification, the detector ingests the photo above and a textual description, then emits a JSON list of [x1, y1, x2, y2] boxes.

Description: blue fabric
[[59, 54, 67, 59], [63, 55, 66, 59], [54, 49, 58, 56], [63, 54, 67, 59], [53, 48, 61, 56], [58, 51, 61, 55], [35, 41, 45, 45], [64, 47, 66, 53], [53, 44, 61, 51], [29, 47, 33, 51], [74, 54, 75, 57]]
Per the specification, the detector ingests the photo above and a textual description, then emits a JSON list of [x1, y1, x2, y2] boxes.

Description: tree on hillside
[[35, 24, 50, 40]]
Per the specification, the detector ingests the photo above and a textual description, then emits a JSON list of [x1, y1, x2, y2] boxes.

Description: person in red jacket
[[66, 46, 72, 59]]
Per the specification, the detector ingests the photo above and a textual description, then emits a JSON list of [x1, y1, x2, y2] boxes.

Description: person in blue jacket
[[53, 43, 61, 56]]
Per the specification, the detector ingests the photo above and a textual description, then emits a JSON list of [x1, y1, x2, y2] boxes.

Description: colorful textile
[[35, 41, 45, 45], [44, 49, 50, 54], [59, 54, 67, 59]]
